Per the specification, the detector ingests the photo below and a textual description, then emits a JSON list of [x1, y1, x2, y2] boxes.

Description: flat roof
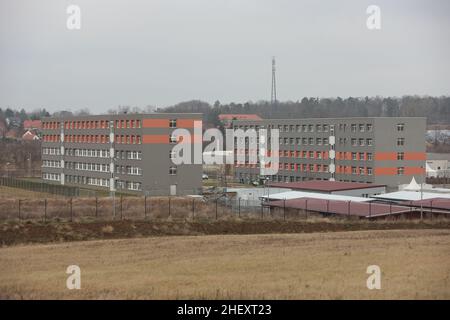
[[268, 198, 410, 218], [373, 191, 450, 201], [261, 190, 373, 202], [403, 198, 450, 210], [268, 181, 385, 192]]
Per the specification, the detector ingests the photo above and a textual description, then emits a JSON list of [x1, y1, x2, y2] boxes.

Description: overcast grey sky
[[1, 0, 449, 113]]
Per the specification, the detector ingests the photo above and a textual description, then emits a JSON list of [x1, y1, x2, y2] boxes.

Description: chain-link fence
[[0, 177, 80, 197], [0, 195, 294, 222]]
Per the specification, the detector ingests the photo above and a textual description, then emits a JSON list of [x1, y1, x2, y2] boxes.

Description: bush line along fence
[[0, 177, 80, 197]]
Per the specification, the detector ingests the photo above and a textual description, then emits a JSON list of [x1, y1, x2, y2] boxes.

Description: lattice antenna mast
[[271, 57, 277, 105]]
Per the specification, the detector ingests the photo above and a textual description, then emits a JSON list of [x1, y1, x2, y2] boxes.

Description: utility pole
[[271, 57, 277, 106]]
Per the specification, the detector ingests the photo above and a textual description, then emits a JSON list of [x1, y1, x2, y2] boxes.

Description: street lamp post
[[420, 173, 424, 220], [5, 162, 10, 178]]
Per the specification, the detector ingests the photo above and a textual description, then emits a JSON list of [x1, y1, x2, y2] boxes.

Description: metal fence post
[[305, 199, 308, 220], [430, 200, 433, 220], [70, 198, 73, 222], [348, 201, 351, 217], [120, 195, 123, 220], [144, 196, 147, 219], [369, 202, 372, 218], [44, 199, 47, 222], [215, 197, 218, 220], [168, 197, 171, 218], [283, 198, 286, 221], [238, 198, 241, 218]]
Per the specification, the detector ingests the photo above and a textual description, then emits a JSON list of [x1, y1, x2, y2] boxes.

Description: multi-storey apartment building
[[232, 117, 426, 188], [41, 113, 202, 196]]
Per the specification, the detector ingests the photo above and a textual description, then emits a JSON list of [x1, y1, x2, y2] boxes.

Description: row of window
[[43, 119, 143, 130], [65, 175, 142, 191], [65, 162, 111, 173], [115, 150, 142, 160], [43, 134, 145, 144], [277, 163, 331, 173], [42, 160, 61, 168], [116, 181, 142, 191], [238, 173, 370, 184], [279, 137, 330, 146], [42, 173, 61, 181], [44, 118, 182, 131], [115, 165, 143, 176], [42, 147, 61, 155], [66, 148, 110, 158], [336, 166, 373, 175], [234, 122, 405, 134], [65, 175, 110, 187], [114, 135, 142, 144], [65, 135, 111, 143]]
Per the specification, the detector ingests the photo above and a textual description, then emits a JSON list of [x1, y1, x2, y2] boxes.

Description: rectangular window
[[397, 123, 405, 131], [397, 138, 405, 146], [397, 167, 404, 175], [169, 119, 177, 128], [169, 166, 177, 175], [397, 152, 404, 160], [359, 124, 365, 132]]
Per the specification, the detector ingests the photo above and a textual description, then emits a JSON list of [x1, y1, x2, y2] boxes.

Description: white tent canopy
[[403, 177, 422, 191]]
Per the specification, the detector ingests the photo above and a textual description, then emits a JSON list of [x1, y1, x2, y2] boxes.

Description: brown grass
[[0, 186, 63, 199], [0, 229, 449, 299]]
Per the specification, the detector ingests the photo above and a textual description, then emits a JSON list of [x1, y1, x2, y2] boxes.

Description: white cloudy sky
[[0, 0, 449, 113]]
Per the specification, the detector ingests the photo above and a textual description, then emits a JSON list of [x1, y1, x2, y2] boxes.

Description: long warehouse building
[[41, 113, 202, 196], [232, 117, 426, 188]]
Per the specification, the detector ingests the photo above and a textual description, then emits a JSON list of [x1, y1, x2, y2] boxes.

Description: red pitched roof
[[23, 120, 42, 129], [268, 181, 385, 192], [218, 114, 262, 121], [22, 130, 38, 141]]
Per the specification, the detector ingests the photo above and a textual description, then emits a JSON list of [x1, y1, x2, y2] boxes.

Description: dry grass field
[[0, 186, 61, 199], [0, 229, 449, 299]]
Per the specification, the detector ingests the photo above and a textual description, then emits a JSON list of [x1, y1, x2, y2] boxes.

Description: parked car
[[202, 174, 209, 180]]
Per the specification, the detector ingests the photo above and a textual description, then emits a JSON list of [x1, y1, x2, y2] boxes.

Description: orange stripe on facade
[[404, 167, 425, 175], [143, 134, 203, 144], [374, 152, 397, 161], [142, 135, 169, 144], [178, 134, 205, 143], [404, 152, 426, 161], [374, 167, 397, 175], [143, 118, 202, 128], [143, 119, 169, 128], [177, 119, 202, 128]]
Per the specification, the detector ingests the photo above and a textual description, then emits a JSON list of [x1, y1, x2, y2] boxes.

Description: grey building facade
[[41, 113, 202, 196], [232, 117, 426, 188]]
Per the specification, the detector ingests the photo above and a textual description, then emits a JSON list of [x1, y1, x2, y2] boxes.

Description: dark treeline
[[158, 96, 450, 128]]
